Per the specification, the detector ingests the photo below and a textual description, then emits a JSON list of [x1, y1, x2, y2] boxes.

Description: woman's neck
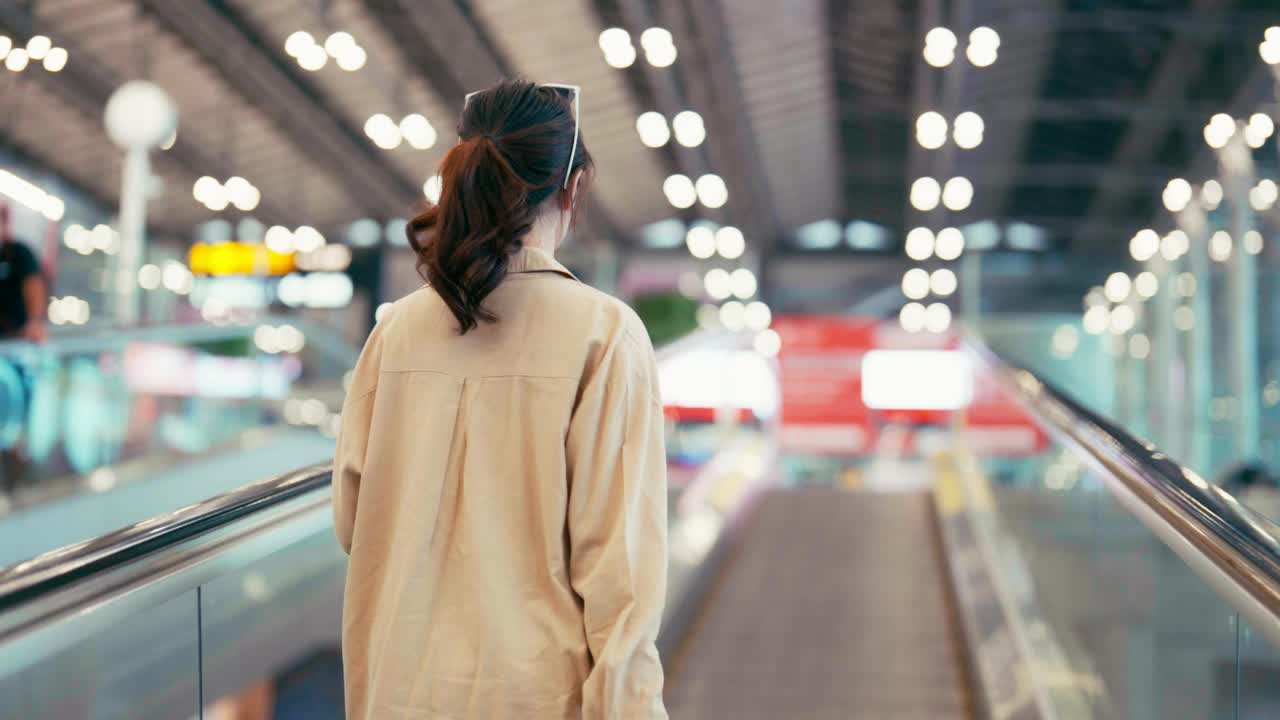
[[522, 217, 560, 257]]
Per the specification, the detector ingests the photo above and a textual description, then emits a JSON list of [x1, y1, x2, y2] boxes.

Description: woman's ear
[[565, 169, 585, 211]]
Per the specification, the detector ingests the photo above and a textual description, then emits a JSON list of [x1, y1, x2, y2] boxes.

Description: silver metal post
[[115, 148, 149, 325], [1221, 132, 1261, 462], [1177, 202, 1212, 472]]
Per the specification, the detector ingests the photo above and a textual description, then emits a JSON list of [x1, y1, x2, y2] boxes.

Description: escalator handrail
[[0, 464, 332, 612], [972, 339, 1280, 617]]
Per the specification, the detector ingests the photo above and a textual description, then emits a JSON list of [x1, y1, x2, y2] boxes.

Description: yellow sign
[[188, 242, 295, 276]]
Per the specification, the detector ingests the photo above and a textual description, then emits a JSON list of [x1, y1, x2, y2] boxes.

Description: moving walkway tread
[[664, 488, 975, 719]]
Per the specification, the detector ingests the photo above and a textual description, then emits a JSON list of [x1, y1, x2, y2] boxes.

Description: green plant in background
[[632, 292, 698, 347], [193, 336, 254, 357]]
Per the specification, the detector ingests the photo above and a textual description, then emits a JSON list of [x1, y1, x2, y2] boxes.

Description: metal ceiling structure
[[0, 0, 1277, 284]]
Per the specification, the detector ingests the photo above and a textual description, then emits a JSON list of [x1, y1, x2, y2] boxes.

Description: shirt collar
[[508, 246, 578, 281]]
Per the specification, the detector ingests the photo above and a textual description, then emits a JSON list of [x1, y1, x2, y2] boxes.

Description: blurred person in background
[[0, 204, 47, 342], [1220, 461, 1280, 524], [0, 203, 46, 495], [334, 79, 668, 719]]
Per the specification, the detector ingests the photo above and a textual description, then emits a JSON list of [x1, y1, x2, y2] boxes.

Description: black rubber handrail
[[0, 464, 332, 612], [971, 339, 1280, 617]]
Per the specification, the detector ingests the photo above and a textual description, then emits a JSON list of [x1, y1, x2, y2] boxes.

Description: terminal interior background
[[1, 0, 1280, 718]]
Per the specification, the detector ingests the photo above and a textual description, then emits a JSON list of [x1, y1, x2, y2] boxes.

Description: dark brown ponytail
[[407, 80, 592, 334]]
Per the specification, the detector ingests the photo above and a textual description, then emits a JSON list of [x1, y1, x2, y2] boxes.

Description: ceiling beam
[[0, 2, 298, 228], [1002, 8, 1280, 35], [137, 0, 417, 218], [359, 0, 627, 248], [602, 0, 709, 206], [659, 0, 784, 247], [1075, 0, 1232, 245], [843, 160, 1187, 187]]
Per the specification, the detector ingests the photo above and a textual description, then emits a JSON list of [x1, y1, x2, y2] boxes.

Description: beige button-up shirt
[[334, 247, 669, 719]]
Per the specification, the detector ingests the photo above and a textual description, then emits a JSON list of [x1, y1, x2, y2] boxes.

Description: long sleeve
[[566, 328, 669, 720], [333, 320, 385, 554]]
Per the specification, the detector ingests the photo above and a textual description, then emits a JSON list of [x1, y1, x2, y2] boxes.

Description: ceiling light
[[1204, 113, 1236, 149], [641, 28, 677, 68], [902, 268, 930, 299], [265, 225, 294, 253], [1244, 230, 1264, 255], [298, 44, 327, 71], [942, 176, 973, 211], [925, 303, 952, 333], [966, 43, 998, 67], [1129, 229, 1159, 261], [1135, 271, 1158, 298], [203, 186, 229, 211], [599, 28, 631, 54], [604, 45, 637, 68], [0, 36, 10, 60], [1161, 230, 1189, 261], [1051, 324, 1080, 358], [285, 31, 315, 58], [1201, 179, 1223, 209], [916, 111, 947, 150], [1083, 305, 1109, 335], [904, 227, 935, 261], [1263, 27, 1280, 64], [323, 31, 356, 58], [1104, 272, 1131, 303], [900, 302, 926, 333], [731, 268, 757, 299], [935, 227, 964, 260], [600, 28, 637, 69], [1109, 304, 1135, 334], [1162, 178, 1192, 212], [1250, 178, 1278, 211], [953, 111, 984, 149], [686, 225, 716, 259], [1210, 231, 1232, 262], [336, 45, 367, 71], [967, 27, 1000, 67], [640, 28, 673, 52], [672, 110, 706, 148], [970, 27, 1000, 48], [42, 46, 67, 72], [744, 301, 772, 331], [1084, 286, 1107, 309], [716, 226, 745, 259], [754, 328, 781, 356], [5, 48, 29, 72], [636, 111, 670, 148], [1129, 334, 1151, 360], [1174, 306, 1195, 331], [25, 35, 51, 61], [233, 183, 260, 212], [400, 113, 438, 150], [294, 226, 326, 253], [923, 27, 957, 68], [193, 175, 221, 204], [926, 27, 958, 51], [695, 174, 728, 208], [930, 268, 957, 296], [910, 176, 941, 211], [924, 44, 955, 67], [719, 300, 746, 331], [664, 174, 697, 209], [704, 268, 732, 300]]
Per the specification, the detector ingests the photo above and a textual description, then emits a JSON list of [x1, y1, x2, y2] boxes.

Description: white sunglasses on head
[[463, 83, 581, 190]]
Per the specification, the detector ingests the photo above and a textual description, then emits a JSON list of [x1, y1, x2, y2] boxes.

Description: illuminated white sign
[[861, 350, 973, 410]]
